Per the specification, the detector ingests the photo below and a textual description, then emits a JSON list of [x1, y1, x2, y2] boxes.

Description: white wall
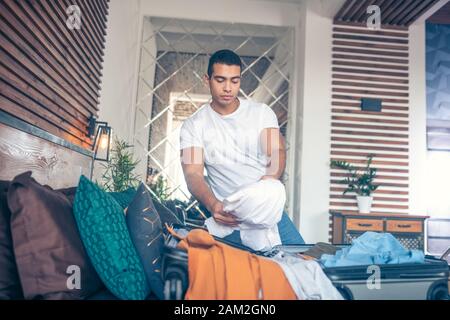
[[295, 0, 344, 243], [98, 0, 142, 142], [94, 0, 142, 180], [139, 0, 300, 26], [408, 22, 428, 216], [426, 151, 450, 217]]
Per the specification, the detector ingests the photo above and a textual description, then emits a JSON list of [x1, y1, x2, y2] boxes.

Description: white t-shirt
[[180, 98, 279, 201]]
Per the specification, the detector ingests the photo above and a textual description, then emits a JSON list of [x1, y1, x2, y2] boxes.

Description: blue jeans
[[222, 211, 305, 247]]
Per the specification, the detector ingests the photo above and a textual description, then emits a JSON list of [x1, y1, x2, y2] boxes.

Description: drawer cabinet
[[346, 219, 383, 232], [386, 220, 422, 233], [330, 211, 429, 251]]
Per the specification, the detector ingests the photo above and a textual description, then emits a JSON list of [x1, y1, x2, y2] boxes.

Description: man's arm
[[181, 147, 238, 226], [260, 127, 286, 180]]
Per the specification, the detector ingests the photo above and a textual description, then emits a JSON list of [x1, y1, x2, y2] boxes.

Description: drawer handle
[[357, 223, 373, 227], [397, 224, 412, 228]]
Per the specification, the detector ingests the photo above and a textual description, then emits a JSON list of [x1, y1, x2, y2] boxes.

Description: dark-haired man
[[180, 49, 304, 246]]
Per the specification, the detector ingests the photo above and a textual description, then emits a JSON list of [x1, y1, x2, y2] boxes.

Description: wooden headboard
[[0, 113, 92, 189]]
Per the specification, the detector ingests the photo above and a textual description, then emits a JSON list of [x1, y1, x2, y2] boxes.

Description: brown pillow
[[0, 180, 24, 299], [7, 172, 103, 300], [56, 187, 77, 204]]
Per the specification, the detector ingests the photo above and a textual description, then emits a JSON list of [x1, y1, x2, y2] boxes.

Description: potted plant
[[330, 155, 380, 214], [99, 137, 140, 192]]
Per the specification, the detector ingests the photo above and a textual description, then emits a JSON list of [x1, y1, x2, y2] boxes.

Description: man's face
[[206, 63, 241, 107]]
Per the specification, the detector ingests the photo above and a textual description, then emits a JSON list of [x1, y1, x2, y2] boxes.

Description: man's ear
[[203, 74, 210, 87]]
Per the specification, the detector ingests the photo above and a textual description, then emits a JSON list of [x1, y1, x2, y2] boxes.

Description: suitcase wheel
[[427, 283, 449, 300]]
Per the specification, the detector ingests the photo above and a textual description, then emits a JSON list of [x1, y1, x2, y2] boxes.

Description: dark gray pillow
[[152, 197, 183, 227], [126, 183, 165, 299]]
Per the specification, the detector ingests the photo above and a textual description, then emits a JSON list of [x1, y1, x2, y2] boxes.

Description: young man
[[180, 49, 304, 246]]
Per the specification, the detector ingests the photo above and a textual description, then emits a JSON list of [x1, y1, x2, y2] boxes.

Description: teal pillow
[[73, 176, 149, 300], [109, 187, 137, 209]]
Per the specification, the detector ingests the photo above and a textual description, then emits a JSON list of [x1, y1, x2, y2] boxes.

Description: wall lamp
[[88, 116, 112, 162]]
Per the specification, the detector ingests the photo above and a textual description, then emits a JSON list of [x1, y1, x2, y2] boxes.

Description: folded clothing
[[176, 229, 296, 300], [271, 252, 343, 300], [303, 242, 340, 259], [320, 231, 425, 267], [204, 179, 285, 251]]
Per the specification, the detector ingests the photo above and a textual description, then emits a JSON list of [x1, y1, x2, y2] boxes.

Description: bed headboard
[[0, 115, 92, 189]]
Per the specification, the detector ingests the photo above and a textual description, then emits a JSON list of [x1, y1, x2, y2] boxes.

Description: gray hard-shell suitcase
[[276, 245, 450, 300], [161, 227, 449, 300]]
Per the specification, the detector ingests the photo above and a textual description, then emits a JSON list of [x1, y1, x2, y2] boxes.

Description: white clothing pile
[[271, 252, 344, 300], [204, 179, 285, 251]]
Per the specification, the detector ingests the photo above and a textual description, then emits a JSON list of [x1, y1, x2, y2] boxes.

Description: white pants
[[204, 179, 285, 251]]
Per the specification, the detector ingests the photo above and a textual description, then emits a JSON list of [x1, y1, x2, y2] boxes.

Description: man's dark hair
[[207, 49, 242, 78]]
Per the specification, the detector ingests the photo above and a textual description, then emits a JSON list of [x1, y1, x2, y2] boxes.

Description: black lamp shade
[[89, 115, 111, 162]]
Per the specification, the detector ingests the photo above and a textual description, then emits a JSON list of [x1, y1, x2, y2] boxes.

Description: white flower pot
[[357, 196, 373, 214]]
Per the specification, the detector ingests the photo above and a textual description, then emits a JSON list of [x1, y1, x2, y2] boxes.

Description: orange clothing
[[176, 229, 296, 300]]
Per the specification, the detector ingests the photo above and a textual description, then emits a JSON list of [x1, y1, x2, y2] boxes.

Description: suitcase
[[161, 228, 450, 300], [276, 244, 450, 300]]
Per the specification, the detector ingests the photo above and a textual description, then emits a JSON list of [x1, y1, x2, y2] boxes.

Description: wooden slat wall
[[329, 23, 410, 215], [0, 0, 109, 149]]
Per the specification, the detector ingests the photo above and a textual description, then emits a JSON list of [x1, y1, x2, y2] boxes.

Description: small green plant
[[148, 175, 171, 202], [330, 155, 379, 196], [100, 137, 140, 192]]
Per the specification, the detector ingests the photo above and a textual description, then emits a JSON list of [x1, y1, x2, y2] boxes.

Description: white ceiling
[[256, 0, 303, 3]]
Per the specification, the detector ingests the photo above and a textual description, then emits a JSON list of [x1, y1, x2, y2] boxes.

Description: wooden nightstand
[[329, 211, 429, 250]]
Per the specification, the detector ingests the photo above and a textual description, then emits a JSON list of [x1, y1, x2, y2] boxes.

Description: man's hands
[[209, 200, 239, 227]]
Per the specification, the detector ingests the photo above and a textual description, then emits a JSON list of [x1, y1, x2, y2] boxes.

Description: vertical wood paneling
[[329, 23, 410, 216], [0, 0, 110, 149]]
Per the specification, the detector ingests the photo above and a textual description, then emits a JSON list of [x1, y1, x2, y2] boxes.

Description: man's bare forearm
[[265, 147, 286, 180], [185, 173, 219, 212]]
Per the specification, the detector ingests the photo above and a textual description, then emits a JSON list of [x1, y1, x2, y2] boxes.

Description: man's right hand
[[210, 201, 239, 227]]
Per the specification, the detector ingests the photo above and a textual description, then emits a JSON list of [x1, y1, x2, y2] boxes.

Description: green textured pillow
[[109, 187, 137, 209], [73, 176, 149, 300]]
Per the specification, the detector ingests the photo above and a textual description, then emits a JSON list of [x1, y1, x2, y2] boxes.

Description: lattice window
[[133, 17, 294, 220]]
